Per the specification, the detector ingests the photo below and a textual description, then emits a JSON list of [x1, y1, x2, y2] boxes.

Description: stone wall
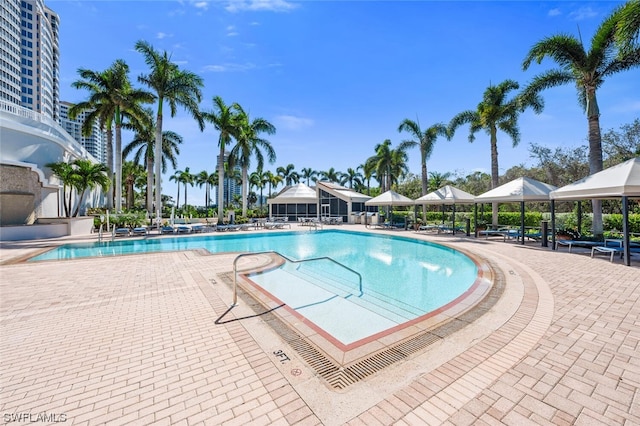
[[0, 164, 44, 225]]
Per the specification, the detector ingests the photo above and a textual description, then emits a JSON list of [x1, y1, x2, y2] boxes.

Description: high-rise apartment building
[[216, 152, 242, 207], [58, 101, 107, 164], [0, 0, 60, 120]]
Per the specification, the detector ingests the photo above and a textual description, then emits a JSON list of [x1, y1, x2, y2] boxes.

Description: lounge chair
[[113, 227, 130, 237], [161, 225, 176, 234], [132, 227, 148, 236], [555, 239, 601, 252]]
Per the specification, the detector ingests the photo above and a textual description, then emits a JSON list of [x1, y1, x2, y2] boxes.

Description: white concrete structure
[[0, 100, 101, 238]]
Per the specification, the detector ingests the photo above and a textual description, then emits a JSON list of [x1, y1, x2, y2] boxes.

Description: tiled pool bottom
[[230, 249, 498, 385]]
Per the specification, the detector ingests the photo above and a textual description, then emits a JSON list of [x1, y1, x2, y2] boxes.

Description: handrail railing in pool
[[232, 251, 363, 306]]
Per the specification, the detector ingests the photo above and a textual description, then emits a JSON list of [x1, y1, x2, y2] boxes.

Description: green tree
[[46, 162, 76, 217], [428, 171, 453, 192], [366, 139, 410, 192], [265, 170, 283, 197], [522, 3, 640, 237], [70, 159, 110, 217], [229, 106, 276, 217], [196, 170, 217, 209], [122, 161, 146, 209], [135, 40, 204, 219], [602, 119, 640, 166], [398, 118, 448, 196], [614, 0, 640, 54], [250, 169, 267, 209], [202, 96, 241, 221], [123, 108, 183, 213], [277, 164, 299, 186], [448, 80, 542, 226], [176, 167, 194, 208], [319, 167, 341, 184], [73, 60, 152, 212], [169, 171, 181, 209], [341, 167, 363, 189], [300, 167, 317, 186]]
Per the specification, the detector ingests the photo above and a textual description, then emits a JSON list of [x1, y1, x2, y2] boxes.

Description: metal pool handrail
[[232, 251, 363, 306]]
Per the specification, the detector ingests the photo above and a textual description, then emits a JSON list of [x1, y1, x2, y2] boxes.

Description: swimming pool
[[32, 230, 480, 345]]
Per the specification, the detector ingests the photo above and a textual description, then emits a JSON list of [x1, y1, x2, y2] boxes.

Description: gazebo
[[550, 157, 640, 265], [415, 185, 476, 232], [475, 177, 557, 245]]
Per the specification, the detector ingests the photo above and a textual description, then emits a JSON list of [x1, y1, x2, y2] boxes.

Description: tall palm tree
[[223, 163, 242, 208], [359, 161, 376, 196], [276, 164, 299, 186], [250, 169, 267, 209], [202, 96, 241, 221], [300, 167, 317, 186], [176, 167, 194, 207], [522, 4, 640, 237], [398, 118, 448, 196], [195, 170, 217, 209], [264, 170, 282, 197], [367, 139, 409, 192], [70, 159, 110, 217], [169, 171, 181, 209], [123, 108, 182, 213], [228, 105, 276, 217], [448, 80, 542, 226], [68, 73, 115, 210], [135, 40, 204, 219], [72, 60, 153, 212]]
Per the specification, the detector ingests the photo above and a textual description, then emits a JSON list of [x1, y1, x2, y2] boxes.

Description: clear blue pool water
[[30, 230, 478, 326]]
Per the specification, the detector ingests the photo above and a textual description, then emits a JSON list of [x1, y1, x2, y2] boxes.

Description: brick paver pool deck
[[1, 225, 639, 425]]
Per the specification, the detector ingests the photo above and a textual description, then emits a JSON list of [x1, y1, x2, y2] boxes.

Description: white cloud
[[156, 32, 173, 40], [202, 62, 256, 72], [193, 1, 209, 11], [548, 8, 561, 17], [275, 115, 314, 130], [225, 0, 298, 13], [569, 7, 598, 21]]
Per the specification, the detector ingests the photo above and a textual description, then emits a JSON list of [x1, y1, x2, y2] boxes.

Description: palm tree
[[264, 170, 282, 197], [175, 167, 194, 208], [359, 161, 376, 195], [122, 161, 146, 209], [135, 40, 204, 219], [46, 162, 76, 217], [223, 163, 242, 208], [448, 80, 542, 226], [123, 108, 183, 213], [428, 171, 453, 192], [195, 170, 217, 209], [169, 171, 181, 209], [319, 167, 342, 183], [228, 105, 276, 217], [341, 167, 363, 189], [250, 169, 267, 209], [202, 96, 241, 221], [276, 164, 299, 186], [300, 167, 317, 186], [522, 4, 640, 237], [72, 60, 153, 213], [367, 139, 410, 192], [398, 118, 448, 196], [70, 159, 110, 217], [614, 0, 640, 54]]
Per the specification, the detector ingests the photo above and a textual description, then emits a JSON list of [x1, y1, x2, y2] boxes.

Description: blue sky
[[53, 0, 640, 206]]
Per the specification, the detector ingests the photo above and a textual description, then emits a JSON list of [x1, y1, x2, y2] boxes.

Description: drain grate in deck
[[219, 261, 504, 390]]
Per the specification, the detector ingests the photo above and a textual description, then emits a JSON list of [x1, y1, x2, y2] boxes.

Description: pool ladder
[[231, 251, 362, 307]]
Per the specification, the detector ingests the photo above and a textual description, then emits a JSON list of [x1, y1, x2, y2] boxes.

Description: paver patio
[[1, 225, 639, 425]]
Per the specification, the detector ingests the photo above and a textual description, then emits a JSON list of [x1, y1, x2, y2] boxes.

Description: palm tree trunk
[[184, 183, 188, 208], [115, 119, 123, 212], [217, 145, 225, 222], [146, 156, 153, 214], [105, 129, 114, 209], [421, 161, 428, 196], [490, 129, 500, 227], [154, 106, 164, 220], [241, 167, 248, 217], [587, 108, 604, 238]]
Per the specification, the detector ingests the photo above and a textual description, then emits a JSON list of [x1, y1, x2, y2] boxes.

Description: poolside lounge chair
[[161, 225, 176, 234], [555, 239, 601, 252], [131, 227, 148, 236], [113, 227, 130, 237], [176, 225, 192, 234]]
